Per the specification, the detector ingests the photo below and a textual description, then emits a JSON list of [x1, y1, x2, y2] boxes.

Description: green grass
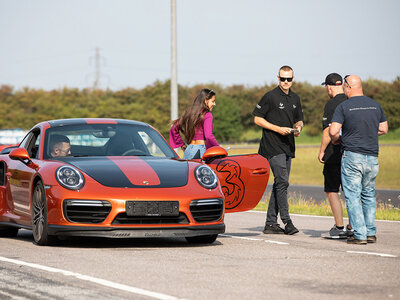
[[255, 193, 400, 221], [224, 139, 400, 190]]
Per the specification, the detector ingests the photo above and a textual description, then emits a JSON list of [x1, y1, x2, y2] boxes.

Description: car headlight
[[56, 166, 85, 190], [195, 165, 218, 189]]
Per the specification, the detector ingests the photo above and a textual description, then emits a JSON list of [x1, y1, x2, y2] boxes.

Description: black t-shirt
[[322, 93, 347, 164], [252, 86, 303, 159], [332, 95, 387, 157]]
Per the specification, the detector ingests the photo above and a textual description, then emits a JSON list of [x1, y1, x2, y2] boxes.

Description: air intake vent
[[112, 212, 189, 225], [190, 199, 223, 222], [63, 200, 111, 223]]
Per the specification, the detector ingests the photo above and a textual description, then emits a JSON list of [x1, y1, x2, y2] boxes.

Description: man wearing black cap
[[319, 73, 352, 239]]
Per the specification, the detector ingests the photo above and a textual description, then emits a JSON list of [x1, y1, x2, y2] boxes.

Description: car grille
[[63, 200, 112, 224], [190, 199, 224, 222], [112, 212, 189, 225]]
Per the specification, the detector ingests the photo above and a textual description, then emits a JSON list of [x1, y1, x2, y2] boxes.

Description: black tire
[[0, 226, 19, 237], [32, 181, 54, 246], [185, 234, 218, 244]]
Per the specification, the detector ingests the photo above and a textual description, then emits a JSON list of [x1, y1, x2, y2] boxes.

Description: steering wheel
[[122, 149, 147, 156]]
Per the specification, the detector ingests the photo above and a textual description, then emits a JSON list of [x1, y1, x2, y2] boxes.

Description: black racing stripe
[[142, 157, 188, 187], [58, 157, 188, 188], [63, 157, 133, 187]]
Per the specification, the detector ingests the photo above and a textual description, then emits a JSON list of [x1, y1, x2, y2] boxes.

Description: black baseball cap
[[321, 73, 343, 86]]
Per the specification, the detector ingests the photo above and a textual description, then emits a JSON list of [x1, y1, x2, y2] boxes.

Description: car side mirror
[[202, 146, 228, 164], [9, 148, 39, 170]]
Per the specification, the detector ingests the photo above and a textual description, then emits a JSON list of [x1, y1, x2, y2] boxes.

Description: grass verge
[[254, 193, 400, 221]]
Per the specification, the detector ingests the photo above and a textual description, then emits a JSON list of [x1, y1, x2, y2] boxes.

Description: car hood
[[55, 156, 189, 188]]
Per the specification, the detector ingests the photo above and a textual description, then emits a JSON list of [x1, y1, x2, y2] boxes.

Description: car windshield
[[43, 123, 177, 159]]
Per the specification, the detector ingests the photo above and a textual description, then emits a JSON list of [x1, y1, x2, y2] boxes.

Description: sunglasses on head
[[279, 77, 293, 82], [344, 75, 351, 88]]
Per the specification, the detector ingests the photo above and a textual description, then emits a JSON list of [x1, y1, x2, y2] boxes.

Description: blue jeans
[[183, 144, 206, 159], [341, 150, 379, 240], [266, 154, 292, 225]]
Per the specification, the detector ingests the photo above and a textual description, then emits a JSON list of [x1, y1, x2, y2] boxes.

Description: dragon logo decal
[[216, 159, 245, 210]]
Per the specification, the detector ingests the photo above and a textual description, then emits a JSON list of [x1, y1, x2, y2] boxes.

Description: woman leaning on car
[[169, 88, 219, 159]]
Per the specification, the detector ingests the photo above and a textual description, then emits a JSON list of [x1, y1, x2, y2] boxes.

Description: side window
[[24, 129, 41, 159]]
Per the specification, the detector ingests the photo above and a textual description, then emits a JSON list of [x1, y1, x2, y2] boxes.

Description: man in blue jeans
[[330, 75, 388, 245]]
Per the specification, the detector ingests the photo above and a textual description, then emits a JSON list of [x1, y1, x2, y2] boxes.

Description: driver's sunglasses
[[60, 147, 71, 153], [344, 75, 351, 88], [279, 77, 293, 82]]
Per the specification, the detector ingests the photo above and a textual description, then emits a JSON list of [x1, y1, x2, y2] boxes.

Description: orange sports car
[[0, 119, 269, 246]]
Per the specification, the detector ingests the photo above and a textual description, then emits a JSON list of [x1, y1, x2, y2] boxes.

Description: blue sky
[[1, 0, 399, 90]]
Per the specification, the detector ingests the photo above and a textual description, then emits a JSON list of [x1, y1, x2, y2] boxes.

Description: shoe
[[263, 224, 284, 234], [284, 220, 299, 235], [347, 236, 367, 245], [328, 225, 348, 239], [367, 235, 377, 243], [346, 224, 354, 237]]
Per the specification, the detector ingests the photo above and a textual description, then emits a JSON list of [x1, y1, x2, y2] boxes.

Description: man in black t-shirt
[[330, 75, 388, 245], [253, 65, 304, 235], [318, 73, 352, 239]]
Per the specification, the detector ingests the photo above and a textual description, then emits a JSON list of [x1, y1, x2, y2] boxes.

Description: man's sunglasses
[[344, 75, 351, 88], [279, 77, 293, 82]]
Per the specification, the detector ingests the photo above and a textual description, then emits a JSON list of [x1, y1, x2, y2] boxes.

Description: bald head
[[343, 75, 363, 98]]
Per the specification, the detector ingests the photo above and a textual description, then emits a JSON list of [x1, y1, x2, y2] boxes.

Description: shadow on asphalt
[[11, 229, 224, 248]]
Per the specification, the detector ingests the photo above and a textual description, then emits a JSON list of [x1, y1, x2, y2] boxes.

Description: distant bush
[[0, 77, 398, 142]]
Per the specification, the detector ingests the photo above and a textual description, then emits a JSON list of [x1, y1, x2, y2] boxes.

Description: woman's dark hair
[[172, 88, 215, 144]]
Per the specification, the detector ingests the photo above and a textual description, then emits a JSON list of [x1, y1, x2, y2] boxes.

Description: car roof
[[43, 118, 149, 128]]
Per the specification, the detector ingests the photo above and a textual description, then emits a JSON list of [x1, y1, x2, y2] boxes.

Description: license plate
[[126, 201, 179, 217]]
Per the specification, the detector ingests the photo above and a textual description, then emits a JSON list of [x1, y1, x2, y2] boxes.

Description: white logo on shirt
[[256, 104, 261, 109], [279, 103, 284, 109], [322, 117, 327, 121], [293, 104, 296, 109]]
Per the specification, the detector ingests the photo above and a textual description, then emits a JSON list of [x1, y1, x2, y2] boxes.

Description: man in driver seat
[[50, 135, 71, 157]]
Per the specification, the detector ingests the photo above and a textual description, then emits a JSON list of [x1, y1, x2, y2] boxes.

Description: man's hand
[[318, 151, 325, 163], [277, 127, 293, 136]]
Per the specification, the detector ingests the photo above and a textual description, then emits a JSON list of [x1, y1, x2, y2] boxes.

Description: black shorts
[[323, 163, 341, 193]]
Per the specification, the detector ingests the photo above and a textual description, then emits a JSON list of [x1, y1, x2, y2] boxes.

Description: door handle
[[252, 168, 268, 175]]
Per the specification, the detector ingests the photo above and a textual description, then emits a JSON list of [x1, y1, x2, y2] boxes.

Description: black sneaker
[[367, 235, 377, 243], [346, 224, 354, 237], [284, 220, 299, 235], [328, 225, 348, 239], [347, 236, 367, 245], [263, 224, 284, 234]]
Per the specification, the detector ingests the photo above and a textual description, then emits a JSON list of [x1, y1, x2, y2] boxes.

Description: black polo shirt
[[321, 93, 347, 164], [253, 86, 303, 159]]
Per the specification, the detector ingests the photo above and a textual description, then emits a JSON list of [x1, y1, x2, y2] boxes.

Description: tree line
[[0, 77, 399, 143]]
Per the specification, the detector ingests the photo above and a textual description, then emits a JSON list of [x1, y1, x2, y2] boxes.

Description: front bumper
[[48, 223, 225, 238]]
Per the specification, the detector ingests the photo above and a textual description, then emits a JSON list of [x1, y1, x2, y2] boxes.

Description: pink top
[[169, 112, 219, 149]]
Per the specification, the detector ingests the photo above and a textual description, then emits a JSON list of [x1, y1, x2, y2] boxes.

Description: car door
[[7, 129, 41, 222], [206, 154, 270, 213]]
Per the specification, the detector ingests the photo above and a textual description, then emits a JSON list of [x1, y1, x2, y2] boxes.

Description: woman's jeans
[[341, 150, 379, 240], [183, 144, 206, 159]]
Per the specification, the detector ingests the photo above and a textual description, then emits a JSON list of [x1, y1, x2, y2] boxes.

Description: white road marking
[[0, 256, 183, 300], [221, 234, 289, 245], [220, 234, 262, 241], [265, 240, 289, 245], [346, 251, 397, 258]]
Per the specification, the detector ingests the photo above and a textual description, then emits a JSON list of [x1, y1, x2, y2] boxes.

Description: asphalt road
[[1, 212, 399, 300], [265, 184, 400, 208]]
